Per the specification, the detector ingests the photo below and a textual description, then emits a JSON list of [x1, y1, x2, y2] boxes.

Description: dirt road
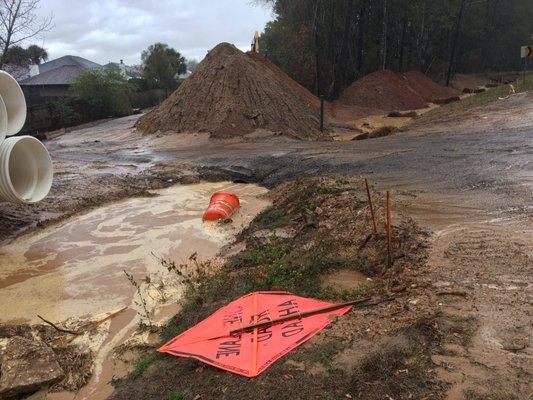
[[1, 92, 530, 243], [0, 91, 531, 398]]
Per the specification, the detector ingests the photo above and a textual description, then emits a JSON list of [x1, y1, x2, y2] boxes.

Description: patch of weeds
[[249, 206, 291, 231], [265, 261, 304, 289], [313, 339, 344, 369], [262, 249, 327, 295], [160, 315, 187, 343], [228, 236, 291, 269], [124, 270, 153, 328], [166, 389, 190, 400], [130, 352, 159, 379], [110, 377, 123, 389]]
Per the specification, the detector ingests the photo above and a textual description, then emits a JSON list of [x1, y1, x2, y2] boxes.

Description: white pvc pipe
[[0, 94, 7, 143], [0, 70, 27, 136], [0, 136, 53, 204]]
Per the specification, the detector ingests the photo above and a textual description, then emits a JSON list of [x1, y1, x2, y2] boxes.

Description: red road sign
[[158, 291, 352, 377]]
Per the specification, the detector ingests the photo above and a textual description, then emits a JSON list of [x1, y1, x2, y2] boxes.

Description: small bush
[[49, 98, 78, 126], [71, 67, 134, 119]]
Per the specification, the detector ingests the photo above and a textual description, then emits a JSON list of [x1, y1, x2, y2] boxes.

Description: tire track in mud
[[427, 222, 532, 399]]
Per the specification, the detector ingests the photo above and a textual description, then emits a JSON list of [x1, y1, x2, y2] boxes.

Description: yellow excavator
[[251, 31, 260, 53]]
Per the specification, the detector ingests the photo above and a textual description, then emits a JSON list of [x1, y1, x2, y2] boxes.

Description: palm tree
[[26, 45, 48, 65]]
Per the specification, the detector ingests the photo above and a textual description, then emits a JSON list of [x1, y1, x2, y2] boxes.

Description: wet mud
[[0, 89, 530, 399]]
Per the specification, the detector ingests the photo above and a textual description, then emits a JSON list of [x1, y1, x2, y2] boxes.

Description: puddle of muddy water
[[0, 182, 270, 399], [0, 182, 269, 324], [321, 269, 369, 291]]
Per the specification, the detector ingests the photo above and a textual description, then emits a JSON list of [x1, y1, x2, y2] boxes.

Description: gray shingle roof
[[38, 55, 101, 74], [20, 65, 86, 85]]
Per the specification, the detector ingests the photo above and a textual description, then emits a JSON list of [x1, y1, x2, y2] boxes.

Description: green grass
[[130, 352, 160, 379], [228, 237, 291, 269], [420, 72, 533, 119], [313, 339, 344, 368], [166, 389, 190, 400], [248, 206, 291, 231]]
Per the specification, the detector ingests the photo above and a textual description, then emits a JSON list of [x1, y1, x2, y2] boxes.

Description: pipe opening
[[0, 71, 27, 136], [6, 137, 52, 203]]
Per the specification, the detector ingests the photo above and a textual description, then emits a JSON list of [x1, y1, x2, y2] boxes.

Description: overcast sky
[[33, 0, 273, 65]]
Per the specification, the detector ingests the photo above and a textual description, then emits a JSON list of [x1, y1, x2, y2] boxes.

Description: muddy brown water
[[0, 181, 269, 400], [0, 182, 268, 323]]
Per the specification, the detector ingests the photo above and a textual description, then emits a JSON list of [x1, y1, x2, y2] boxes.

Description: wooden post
[[365, 178, 377, 235], [523, 58, 527, 88], [320, 96, 324, 132], [386, 191, 393, 267], [230, 297, 376, 335]]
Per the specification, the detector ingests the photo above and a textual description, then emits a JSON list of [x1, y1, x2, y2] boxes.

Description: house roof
[[20, 65, 87, 85], [2, 64, 30, 81], [38, 55, 101, 74]]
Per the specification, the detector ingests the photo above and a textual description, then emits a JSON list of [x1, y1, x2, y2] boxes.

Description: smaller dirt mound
[[137, 43, 327, 140], [402, 71, 456, 103], [338, 70, 427, 111]]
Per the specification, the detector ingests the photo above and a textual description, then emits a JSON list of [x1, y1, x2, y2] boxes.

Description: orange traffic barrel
[[203, 192, 240, 221]]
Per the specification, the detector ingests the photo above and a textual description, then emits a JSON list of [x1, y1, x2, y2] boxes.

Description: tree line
[[259, 0, 533, 99]]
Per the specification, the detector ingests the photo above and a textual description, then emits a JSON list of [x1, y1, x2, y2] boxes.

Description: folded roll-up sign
[[158, 291, 359, 377]]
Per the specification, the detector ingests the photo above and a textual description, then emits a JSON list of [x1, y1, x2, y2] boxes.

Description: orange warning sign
[[158, 291, 352, 377]]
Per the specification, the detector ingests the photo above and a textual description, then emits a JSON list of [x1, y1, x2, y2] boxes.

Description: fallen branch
[[229, 296, 396, 336], [79, 306, 128, 332], [37, 315, 82, 336]]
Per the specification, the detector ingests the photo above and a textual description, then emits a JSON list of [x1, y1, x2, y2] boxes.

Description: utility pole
[[446, 0, 467, 86]]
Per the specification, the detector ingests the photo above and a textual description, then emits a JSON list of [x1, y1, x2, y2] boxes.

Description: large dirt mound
[[136, 43, 326, 140], [337, 69, 427, 111], [402, 70, 456, 103], [247, 51, 321, 112]]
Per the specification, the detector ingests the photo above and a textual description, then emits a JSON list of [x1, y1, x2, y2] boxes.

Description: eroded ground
[[0, 91, 531, 399]]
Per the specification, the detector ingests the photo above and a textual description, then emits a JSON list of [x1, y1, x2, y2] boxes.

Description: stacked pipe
[[0, 71, 52, 204]]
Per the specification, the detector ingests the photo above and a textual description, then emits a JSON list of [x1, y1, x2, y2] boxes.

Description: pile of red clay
[[337, 69, 428, 111], [136, 43, 326, 140], [401, 70, 457, 103]]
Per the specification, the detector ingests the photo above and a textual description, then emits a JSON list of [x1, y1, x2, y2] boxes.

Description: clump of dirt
[[402, 70, 457, 103], [337, 69, 427, 111], [136, 43, 328, 140]]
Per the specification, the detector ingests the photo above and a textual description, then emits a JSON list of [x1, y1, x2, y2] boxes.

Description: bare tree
[[0, 0, 52, 67]]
